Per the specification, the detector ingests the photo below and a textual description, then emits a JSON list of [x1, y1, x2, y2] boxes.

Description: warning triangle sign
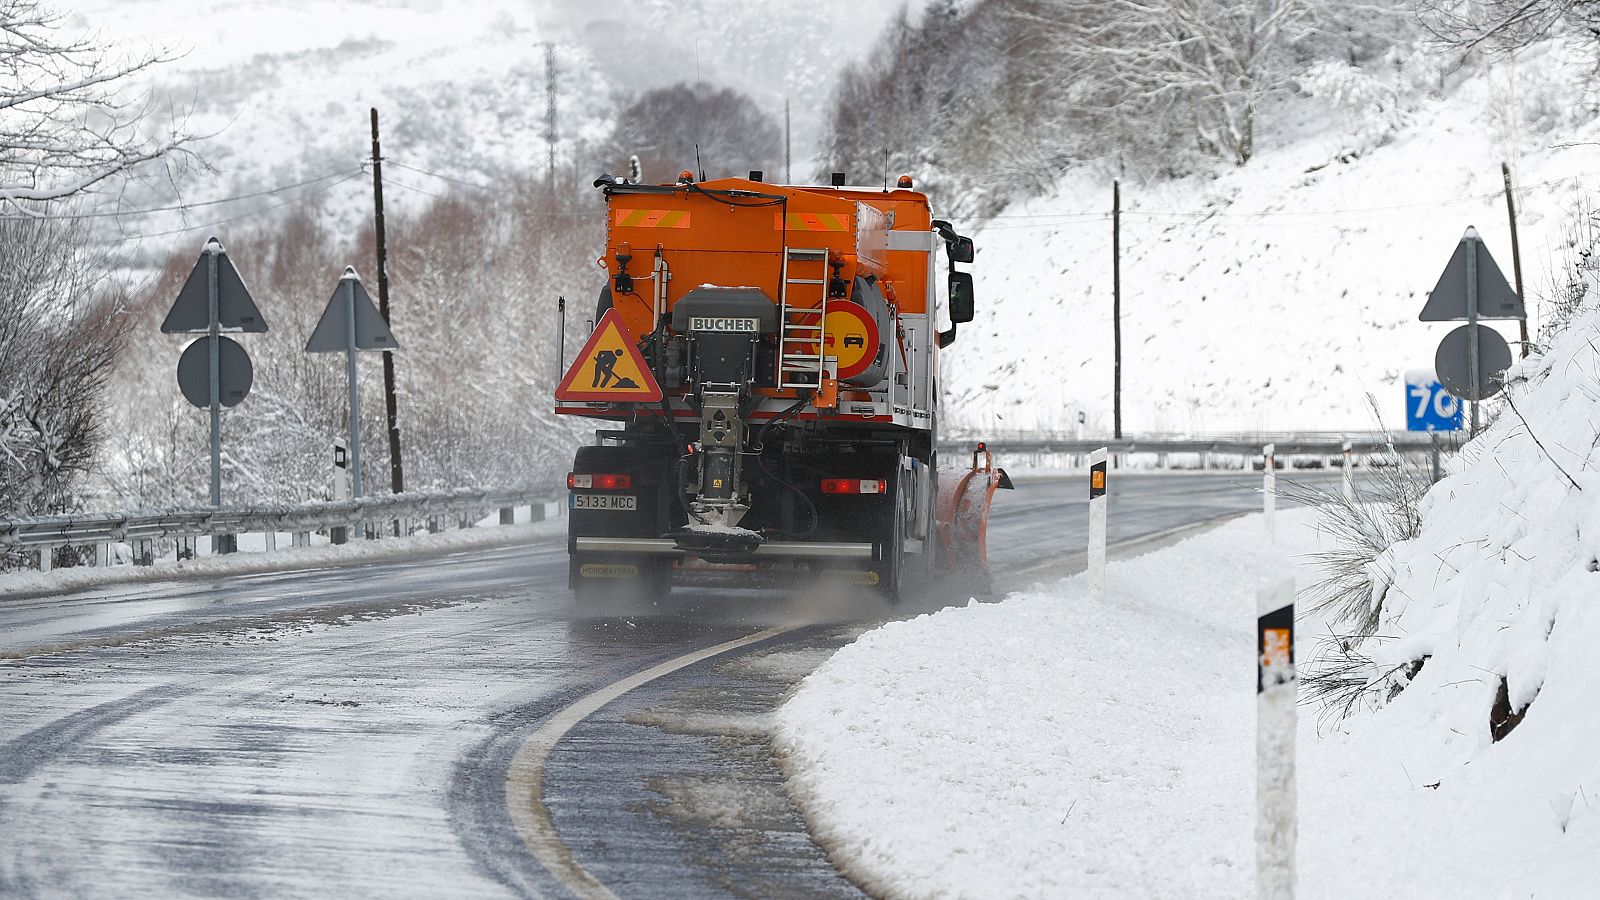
[[161, 237, 268, 334], [305, 267, 399, 353], [556, 309, 663, 402]]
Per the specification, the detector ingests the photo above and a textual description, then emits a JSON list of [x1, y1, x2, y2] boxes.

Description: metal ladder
[[778, 247, 831, 388]]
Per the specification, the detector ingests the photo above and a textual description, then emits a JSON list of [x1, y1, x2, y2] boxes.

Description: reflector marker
[[613, 208, 691, 228], [821, 478, 886, 495], [567, 473, 632, 490], [775, 212, 850, 232]]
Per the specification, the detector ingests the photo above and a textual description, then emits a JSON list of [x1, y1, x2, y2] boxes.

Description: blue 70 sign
[[1405, 369, 1463, 432]]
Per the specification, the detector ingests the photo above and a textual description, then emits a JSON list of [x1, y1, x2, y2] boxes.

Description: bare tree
[[0, 216, 127, 520], [1022, 0, 1314, 166], [1418, 0, 1600, 54], [1, 0, 190, 211]]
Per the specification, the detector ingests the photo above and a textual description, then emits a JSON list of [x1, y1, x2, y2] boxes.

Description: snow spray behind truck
[[555, 171, 1011, 604]]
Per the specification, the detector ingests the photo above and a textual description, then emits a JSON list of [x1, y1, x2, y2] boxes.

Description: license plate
[[570, 493, 637, 511]]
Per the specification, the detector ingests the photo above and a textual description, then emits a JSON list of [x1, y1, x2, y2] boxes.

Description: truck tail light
[[821, 478, 886, 495], [568, 473, 632, 490]]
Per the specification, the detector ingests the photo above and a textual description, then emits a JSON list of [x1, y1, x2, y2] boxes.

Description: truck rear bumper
[[573, 536, 874, 559]]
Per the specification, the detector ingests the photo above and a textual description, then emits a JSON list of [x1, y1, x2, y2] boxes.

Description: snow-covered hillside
[[66, 0, 613, 255], [948, 43, 1600, 434], [63, 0, 907, 262]]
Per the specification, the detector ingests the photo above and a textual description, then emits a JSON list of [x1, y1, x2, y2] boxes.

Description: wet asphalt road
[[0, 470, 1345, 898]]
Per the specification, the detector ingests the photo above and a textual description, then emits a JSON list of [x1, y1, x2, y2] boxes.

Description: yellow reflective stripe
[[613, 209, 691, 228], [774, 212, 849, 231]]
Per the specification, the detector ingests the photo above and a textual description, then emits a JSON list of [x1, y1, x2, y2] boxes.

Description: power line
[[385, 160, 497, 192], [105, 170, 367, 244], [0, 166, 367, 222]]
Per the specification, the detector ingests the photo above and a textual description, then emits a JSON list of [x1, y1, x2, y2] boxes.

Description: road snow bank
[[777, 512, 1315, 898], [778, 499, 1599, 896]]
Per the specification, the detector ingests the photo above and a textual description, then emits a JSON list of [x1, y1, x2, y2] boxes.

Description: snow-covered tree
[[0, 0, 191, 211], [1022, 0, 1314, 166], [604, 82, 781, 182], [1419, 0, 1600, 55], [0, 217, 126, 521]]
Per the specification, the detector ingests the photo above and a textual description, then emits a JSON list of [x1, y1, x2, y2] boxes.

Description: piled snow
[[776, 513, 1312, 898], [777, 503, 1600, 896], [1339, 284, 1600, 844], [949, 44, 1600, 433]]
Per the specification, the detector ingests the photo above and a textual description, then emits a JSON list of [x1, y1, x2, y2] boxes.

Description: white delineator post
[[1263, 443, 1277, 539], [1088, 447, 1108, 595], [1257, 577, 1297, 900], [1341, 440, 1353, 503]]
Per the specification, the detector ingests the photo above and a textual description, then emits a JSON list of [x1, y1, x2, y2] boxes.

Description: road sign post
[[1422, 227, 1523, 437], [307, 267, 400, 510], [161, 237, 267, 553], [1341, 440, 1353, 503], [1088, 447, 1108, 595], [1263, 443, 1276, 540], [1466, 229, 1480, 434], [1405, 370, 1461, 484]]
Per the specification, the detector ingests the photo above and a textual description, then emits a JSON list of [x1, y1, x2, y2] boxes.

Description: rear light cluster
[[568, 473, 632, 490], [821, 478, 886, 495]]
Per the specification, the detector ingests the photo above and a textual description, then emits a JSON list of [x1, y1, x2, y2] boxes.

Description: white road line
[[504, 624, 799, 899]]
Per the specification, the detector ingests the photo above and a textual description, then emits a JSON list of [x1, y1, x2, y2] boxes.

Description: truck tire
[[876, 459, 908, 603]]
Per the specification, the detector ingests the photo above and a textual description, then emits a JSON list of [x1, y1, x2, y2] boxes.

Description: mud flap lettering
[[820, 569, 880, 585], [580, 563, 640, 578]]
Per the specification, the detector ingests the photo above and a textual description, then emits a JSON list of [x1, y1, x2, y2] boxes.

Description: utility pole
[[1502, 162, 1528, 357], [370, 108, 404, 495], [1113, 180, 1123, 440], [544, 42, 559, 187], [784, 98, 791, 184]]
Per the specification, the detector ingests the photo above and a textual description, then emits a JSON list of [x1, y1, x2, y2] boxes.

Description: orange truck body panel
[[602, 177, 934, 342]]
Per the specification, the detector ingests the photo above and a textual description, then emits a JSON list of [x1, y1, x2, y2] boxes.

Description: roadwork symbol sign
[[556, 309, 662, 402]]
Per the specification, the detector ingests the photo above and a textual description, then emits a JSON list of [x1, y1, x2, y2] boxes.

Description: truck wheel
[[877, 466, 907, 603]]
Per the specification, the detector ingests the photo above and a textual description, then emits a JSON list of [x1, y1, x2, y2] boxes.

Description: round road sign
[[177, 335, 254, 408], [1434, 323, 1512, 401]]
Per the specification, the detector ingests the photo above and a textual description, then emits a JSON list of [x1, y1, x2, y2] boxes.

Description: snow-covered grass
[[949, 42, 1600, 434], [0, 510, 566, 601], [776, 505, 1599, 897]]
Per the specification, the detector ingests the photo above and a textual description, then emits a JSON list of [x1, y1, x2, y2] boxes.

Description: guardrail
[[940, 432, 1457, 463], [0, 487, 554, 573]]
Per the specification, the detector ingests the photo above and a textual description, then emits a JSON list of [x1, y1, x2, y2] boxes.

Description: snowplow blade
[[935, 442, 1013, 590]]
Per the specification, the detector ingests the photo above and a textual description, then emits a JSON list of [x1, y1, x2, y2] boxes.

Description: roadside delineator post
[[1088, 447, 1108, 595], [1257, 577, 1297, 899], [1341, 440, 1353, 503], [1263, 443, 1277, 539]]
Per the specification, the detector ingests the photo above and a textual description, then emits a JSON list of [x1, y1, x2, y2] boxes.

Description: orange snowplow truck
[[555, 171, 1011, 603]]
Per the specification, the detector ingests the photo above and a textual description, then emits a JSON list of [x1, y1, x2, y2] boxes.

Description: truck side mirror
[[949, 235, 975, 264], [948, 271, 975, 324]]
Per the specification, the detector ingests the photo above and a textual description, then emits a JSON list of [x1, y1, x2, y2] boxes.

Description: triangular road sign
[[556, 309, 663, 402], [162, 237, 268, 333], [1420, 227, 1525, 321], [306, 267, 400, 352]]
